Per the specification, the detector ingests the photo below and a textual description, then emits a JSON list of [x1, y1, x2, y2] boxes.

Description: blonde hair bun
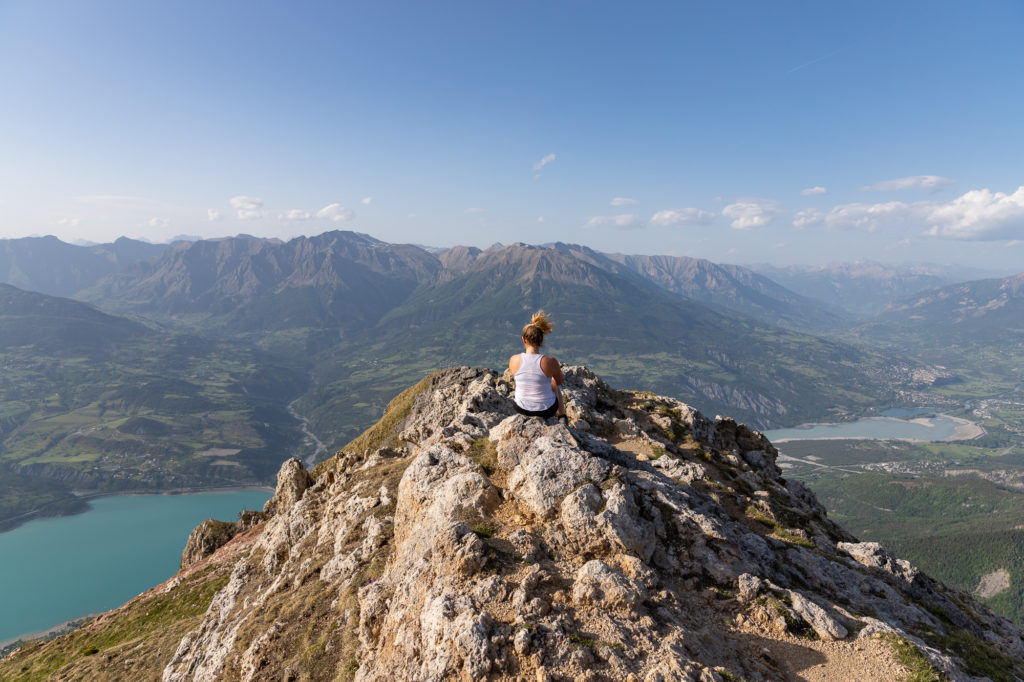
[[530, 311, 554, 334], [521, 310, 553, 347]]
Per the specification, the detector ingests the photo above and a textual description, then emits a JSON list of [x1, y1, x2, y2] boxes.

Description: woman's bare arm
[[541, 355, 564, 385], [507, 354, 521, 378]]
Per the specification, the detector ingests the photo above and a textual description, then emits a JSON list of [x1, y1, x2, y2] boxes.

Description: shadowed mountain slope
[[604, 251, 847, 331], [860, 271, 1024, 348], [0, 285, 303, 529], [0, 283, 152, 356], [748, 261, 959, 318], [79, 231, 442, 334], [0, 236, 167, 298]]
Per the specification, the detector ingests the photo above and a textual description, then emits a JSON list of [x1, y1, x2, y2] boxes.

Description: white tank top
[[514, 353, 557, 411]]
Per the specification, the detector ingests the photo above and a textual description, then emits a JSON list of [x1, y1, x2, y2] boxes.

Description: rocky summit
[[6, 367, 1024, 681]]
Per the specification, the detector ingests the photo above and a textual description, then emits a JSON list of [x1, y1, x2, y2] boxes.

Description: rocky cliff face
[[156, 367, 1024, 681], [6, 367, 1021, 680]]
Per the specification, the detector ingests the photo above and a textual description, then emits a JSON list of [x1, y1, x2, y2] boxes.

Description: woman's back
[[513, 352, 557, 411]]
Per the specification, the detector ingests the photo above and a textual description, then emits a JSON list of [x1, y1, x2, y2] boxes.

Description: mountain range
[[1, 230, 1019, 530], [747, 260, 1003, 318], [861, 272, 1024, 349]]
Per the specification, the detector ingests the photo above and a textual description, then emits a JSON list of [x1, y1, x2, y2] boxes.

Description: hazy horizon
[[5, 229, 1019, 280]]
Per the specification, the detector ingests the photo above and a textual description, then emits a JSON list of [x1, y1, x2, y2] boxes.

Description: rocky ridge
[[157, 367, 1024, 681], [5, 366, 1021, 680]]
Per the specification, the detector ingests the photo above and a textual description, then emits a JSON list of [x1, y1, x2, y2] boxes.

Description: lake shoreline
[[0, 612, 103, 652], [0, 488, 274, 649], [0, 484, 275, 535]]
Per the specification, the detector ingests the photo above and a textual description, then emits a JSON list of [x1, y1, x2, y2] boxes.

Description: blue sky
[[1, 1, 1023, 270]]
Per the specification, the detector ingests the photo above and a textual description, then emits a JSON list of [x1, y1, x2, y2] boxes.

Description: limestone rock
[[786, 590, 848, 640], [267, 457, 312, 513], [179, 511, 267, 570], [571, 560, 647, 612]]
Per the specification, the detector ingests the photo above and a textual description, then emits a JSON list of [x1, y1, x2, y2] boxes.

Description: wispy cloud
[[649, 208, 715, 227], [463, 207, 484, 214], [361, 196, 373, 205], [207, 209, 223, 222], [801, 186, 828, 196], [532, 153, 556, 171], [229, 196, 265, 220], [611, 197, 637, 206], [861, 175, 956, 191], [146, 217, 170, 229], [793, 202, 907, 232], [281, 209, 313, 221], [722, 200, 779, 230], [317, 203, 355, 222], [787, 47, 846, 74], [584, 214, 637, 229]]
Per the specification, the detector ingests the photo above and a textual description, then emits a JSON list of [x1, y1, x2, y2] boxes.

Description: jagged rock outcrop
[[180, 511, 269, 570], [161, 367, 1024, 681]]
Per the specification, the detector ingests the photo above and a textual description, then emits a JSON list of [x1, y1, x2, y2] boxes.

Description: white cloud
[[229, 195, 265, 220], [923, 186, 1024, 240], [793, 202, 909, 232], [861, 175, 956, 191], [649, 208, 715, 227], [801, 186, 828, 196], [793, 187, 1024, 241], [722, 200, 779, 230], [57, 217, 81, 227], [361, 196, 373, 205], [207, 209, 223, 221], [316, 203, 355, 222], [532, 153, 556, 171], [282, 209, 313, 221], [146, 217, 170, 229], [584, 214, 638, 229], [537, 216, 545, 223], [463, 207, 484, 214], [611, 197, 637, 206], [792, 208, 824, 229]]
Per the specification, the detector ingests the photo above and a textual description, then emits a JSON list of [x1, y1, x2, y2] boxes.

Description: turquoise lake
[[0, 489, 271, 646], [763, 410, 971, 442]]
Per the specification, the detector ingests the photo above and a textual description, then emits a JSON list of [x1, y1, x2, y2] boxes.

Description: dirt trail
[[736, 627, 909, 681]]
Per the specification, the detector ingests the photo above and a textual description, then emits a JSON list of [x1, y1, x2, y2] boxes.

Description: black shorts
[[513, 401, 558, 419]]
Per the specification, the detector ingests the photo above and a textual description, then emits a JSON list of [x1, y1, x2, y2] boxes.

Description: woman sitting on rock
[[508, 311, 567, 424]]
